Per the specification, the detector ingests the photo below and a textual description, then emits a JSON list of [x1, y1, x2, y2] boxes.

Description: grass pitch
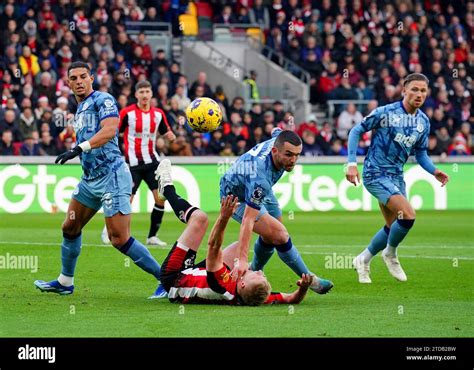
[[0, 210, 472, 337]]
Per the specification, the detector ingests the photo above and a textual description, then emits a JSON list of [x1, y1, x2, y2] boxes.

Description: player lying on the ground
[[156, 159, 314, 305], [34, 62, 163, 297], [346, 73, 450, 283], [220, 127, 333, 294]]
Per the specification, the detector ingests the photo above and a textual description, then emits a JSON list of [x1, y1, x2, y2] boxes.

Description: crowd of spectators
[[0, 0, 472, 158]]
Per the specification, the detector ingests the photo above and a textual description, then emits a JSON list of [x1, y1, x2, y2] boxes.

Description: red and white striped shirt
[[119, 104, 171, 167], [169, 264, 285, 305]]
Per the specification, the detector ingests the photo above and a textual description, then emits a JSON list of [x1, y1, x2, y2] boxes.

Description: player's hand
[[345, 165, 360, 186], [220, 195, 239, 220], [434, 169, 449, 187], [230, 258, 248, 282], [55, 146, 82, 165], [165, 131, 176, 142], [296, 273, 313, 290]]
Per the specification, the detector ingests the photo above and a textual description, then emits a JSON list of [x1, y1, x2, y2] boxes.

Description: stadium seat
[[187, 2, 197, 17], [13, 142, 23, 155], [162, 0, 171, 13], [247, 27, 265, 44], [179, 14, 199, 36], [195, 2, 213, 18]]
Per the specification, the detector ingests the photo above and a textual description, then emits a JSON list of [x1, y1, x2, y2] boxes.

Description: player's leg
[[34, 193, 98, 294], [156, 159, 209, 293], [156, 158, 208, 251], [252, 213, 333, 294], [146, 190, 166, 246], [360, 175, 412, 282], [353, 202, 397, 283], [102, 165, 143, 244], [381, 193, 415, 281], [141, 162, 167, 246], [104, 164, 163, 294]]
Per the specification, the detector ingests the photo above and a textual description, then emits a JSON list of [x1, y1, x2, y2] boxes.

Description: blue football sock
[[275, 238, 311, 277], [61, 232, 82, 277], [388, 219, 415, 248], [119, 237, 161, 280], [250, 236, 275, 271], [367, 225, 390, 256]]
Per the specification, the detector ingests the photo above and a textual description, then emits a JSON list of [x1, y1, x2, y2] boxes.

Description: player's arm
[[345, 108, 381, 186], [414, 127, 449, 186], [231, 179, 269, 279], [56, 95, 120, 164], [265, 274, 313, 304], [206, 195, 239, 272], [235, 205, 259, 273], [158, 108, 176, 141], [87, 116, 119, 148]]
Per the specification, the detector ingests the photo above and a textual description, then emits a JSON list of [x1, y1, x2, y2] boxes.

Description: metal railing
[[124, 21, 172, 34], [326, 99, 373, 118], [245, 34, 311, 85], [185, 39, 248, 77], [212, 23, 263, 42]]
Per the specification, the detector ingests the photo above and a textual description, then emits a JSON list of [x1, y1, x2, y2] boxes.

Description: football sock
[[366, 225, 390, 259], [163, 185, 197, 223], [275, 238, 311, 276], [250, 236, 275, 271], [359, 248, 374, 264], [58, 273, 73, 287], [119, 237, 161, 280], [385, 219, 415, 256], [148, 204, 164, 238], [59, 232, 82, 285]]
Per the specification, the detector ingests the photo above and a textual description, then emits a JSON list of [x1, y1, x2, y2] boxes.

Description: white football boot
[[352, 255, 372, 283], [382, 251, 407, 281]]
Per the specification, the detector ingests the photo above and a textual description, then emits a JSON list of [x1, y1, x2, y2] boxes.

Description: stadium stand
[[0, 0, 472, 157]]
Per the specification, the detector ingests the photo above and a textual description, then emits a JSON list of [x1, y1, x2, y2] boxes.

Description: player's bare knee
[[190, 210, 208, 228], [61, 221, 81, 236], [110, 234, 129, 248], [272, 229, 289, 245], [400, 208, 416, 220]]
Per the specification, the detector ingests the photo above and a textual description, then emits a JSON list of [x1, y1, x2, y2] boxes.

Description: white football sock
[[58, 274, 74, 287], [383, 245, 397, 257], [359, 248, 373, 264]]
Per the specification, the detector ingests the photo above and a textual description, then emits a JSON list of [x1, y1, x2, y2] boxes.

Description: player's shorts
[[72, 161, 132, 217], [130, 162, 159, 194], [220, 187, 282, 224], [160, 242, 197, 292], [363, 172, 406, 206]]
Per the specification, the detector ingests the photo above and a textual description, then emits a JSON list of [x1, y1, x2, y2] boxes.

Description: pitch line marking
[[0, 241, 473, 260]]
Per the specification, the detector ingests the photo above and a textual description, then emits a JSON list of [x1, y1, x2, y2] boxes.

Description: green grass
[[0, 210, 473, 337]]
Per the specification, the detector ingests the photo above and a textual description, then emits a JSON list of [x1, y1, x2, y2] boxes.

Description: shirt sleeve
[[118, 107, 128, 133], [97, 93, 120, 122], [414, 122, 436, 174], [347, 107, 382, 163], [271, 127, 283, 138], [206, 265, 236, 300], [157, 108, 172, 135], [264, 292, 285, 304]]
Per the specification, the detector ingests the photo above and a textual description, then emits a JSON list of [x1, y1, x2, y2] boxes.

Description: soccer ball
[[185, 97, 222, 133]]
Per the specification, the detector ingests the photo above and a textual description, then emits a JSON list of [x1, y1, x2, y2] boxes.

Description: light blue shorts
[[72, 162, 132, 217], [363, 173, 406, 206], [220, 188, 282, 224]]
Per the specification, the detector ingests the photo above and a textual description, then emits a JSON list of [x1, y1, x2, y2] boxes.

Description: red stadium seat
[[13, 142, 23, 156], [195, 2, 213, 18]]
